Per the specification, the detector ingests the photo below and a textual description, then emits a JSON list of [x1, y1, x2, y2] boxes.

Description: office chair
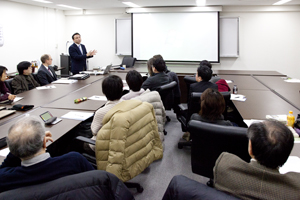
[[120, 56, 136, 68], [4, 79, 14, 94], [75, 100, 163, 193], [0, 170, 134, 200], [177, 91, 231, 149], [188, 120, 250, 184], [156, 81, 177, 124], [166, 72, 181, 113]]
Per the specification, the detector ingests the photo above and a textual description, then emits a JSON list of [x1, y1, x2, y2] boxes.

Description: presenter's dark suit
[[37, 64, 58, 86], [189, 81, 218, 95], [214, 152, 300, 200], [69, 43, 93, 74]]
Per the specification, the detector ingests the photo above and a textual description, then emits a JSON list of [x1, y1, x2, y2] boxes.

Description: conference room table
[[254, 75, 300, 111], [0, 75, 106, 126]]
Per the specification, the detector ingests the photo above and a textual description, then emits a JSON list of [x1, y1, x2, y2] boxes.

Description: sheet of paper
[[122, 80, 127, 84], [225, 80, 233, 83], [36, 85, 56, 90], [123, 86, 129, 90], [13, 97, 23, 103], [279, 156, 300, 174], [266, 115, 287, 123], [140, 73, 148, 77], [61, 112, 94, 121], [88, 95, 107, 101], [230, 94, 246, 101], [53, 79, 78, 84], [0, 148, 10, 157], [243, 119, 264, 127], [284, 79, 300, 83]]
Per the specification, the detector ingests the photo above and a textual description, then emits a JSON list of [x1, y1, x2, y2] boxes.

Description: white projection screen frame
[[132, 12, 219, 62]]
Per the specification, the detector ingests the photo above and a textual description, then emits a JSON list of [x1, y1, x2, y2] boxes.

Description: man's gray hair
[[7, 116, 45, 159]]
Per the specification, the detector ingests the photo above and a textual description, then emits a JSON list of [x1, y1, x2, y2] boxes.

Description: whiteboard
[[115, 18, 131, 55], [220, 17, 239, 57]]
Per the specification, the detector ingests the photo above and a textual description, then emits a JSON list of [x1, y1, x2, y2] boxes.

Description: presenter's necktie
[[79, 44, 83, 55]]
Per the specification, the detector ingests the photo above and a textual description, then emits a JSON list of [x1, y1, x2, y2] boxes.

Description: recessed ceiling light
[[273, 0, 292, 5], [32, 0, 52, 3], [57, 4, 82, 10], [196, 0, 206, 6], [122, 2, 140, 7]]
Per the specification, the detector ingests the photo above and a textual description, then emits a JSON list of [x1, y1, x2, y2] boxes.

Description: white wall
[[64, 10, 129, 69], [0, 1, 65, 73]]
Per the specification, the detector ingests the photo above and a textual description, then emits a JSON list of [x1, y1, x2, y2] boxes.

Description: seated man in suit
[[141, 57, 170, 91], [37, 54, 58, 85], [0, 116, 94, 193], [121, 70, 166, 141], [12, 61, 40, 94], [189, 65, 218, 96], [214, 120, 300, 200]]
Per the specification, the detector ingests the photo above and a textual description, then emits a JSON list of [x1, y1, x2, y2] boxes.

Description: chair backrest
[[0, 170, 134, 200], [188, 120, 250, 179], [31, 73, 41, 84], [121, 56, 136, 68], [156, 81, 177, 110], [188, 91, 230, 123], [4, 79, 14, 94], [183, 76, 197, 102]]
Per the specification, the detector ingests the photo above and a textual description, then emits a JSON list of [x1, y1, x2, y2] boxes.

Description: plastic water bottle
[[287, 111, 295, 128], [233, 85, 238, 94]]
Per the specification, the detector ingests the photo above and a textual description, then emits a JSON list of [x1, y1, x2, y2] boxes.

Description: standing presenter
[[69, 33, 97, 75]]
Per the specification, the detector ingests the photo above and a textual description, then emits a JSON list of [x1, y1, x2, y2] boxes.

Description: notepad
[[88, 95, 107, 101], [61, 112, 94, 121], [36, 85, 56, 90]]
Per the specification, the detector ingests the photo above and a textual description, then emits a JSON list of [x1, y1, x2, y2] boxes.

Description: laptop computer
[[0, 110, 16, 119]]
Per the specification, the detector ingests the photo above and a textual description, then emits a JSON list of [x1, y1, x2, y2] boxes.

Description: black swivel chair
[[120, 56, 136, 68], [188, 120, 250, 184], [4, 79, 14, 94], [0, 170, 134, 200], [177, 91, 231, 149], [156, 81, 178, 125]]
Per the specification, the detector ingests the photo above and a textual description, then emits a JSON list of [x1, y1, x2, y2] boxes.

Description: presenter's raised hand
[[87, 50, 97, 57]]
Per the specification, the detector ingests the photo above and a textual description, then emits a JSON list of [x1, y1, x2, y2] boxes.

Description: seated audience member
[[37, 54, 58, 85], [121, 70, 166, 141], [214, 120, 300, 200], [12, 61, 40, 94], [0, 66, 16, 101], [0, 116, 94, 193], [191, 88, 232, 126], [200, 60, 220, 83], [141, 57, 170, 91], [153, 54, 170, 73], [88, 75, 123, 151], [121, 70, 145, 100], [147, 58, 154, 77], [189, 65, 218, 95]]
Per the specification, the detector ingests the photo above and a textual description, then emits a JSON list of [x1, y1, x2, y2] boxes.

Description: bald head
[[7, 116, 45, 159]]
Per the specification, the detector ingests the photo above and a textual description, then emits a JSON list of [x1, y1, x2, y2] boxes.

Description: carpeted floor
[[128, 111, 209, 200]]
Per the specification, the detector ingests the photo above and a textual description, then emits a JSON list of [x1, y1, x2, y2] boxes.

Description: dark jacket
[[0, 170, 134, 200], [37, 64, 58, 86], [190, 81, 218, 95], [0, 81, 10, 101], [11, 74, 40, 95], [142, 72, 170, 91], [191, 113, 232, 126], [69, 43, 93, 74]]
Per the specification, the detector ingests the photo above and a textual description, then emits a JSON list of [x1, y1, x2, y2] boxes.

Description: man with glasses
[[37, 54, 58, 85]]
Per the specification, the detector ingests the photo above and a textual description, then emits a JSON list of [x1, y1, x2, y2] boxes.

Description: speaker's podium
[[60, 54, 71, 77]]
